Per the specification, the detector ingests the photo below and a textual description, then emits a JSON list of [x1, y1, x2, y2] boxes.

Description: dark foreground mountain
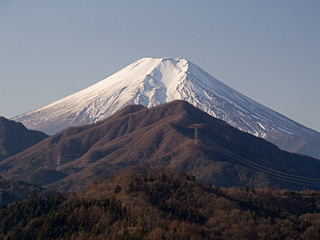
[[0, 116, 48, 161], [1, 168, 320, 240], [0, 176, 45, 205], [1, 101, 320, 192], [12, 57, 320, 160]]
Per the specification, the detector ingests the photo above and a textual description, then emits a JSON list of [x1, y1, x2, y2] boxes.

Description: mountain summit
[[3, 100, 320, 192], [12, 57, 320, 159]]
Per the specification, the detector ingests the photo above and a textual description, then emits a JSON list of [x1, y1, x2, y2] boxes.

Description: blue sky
[[1, 1, 319, 131]]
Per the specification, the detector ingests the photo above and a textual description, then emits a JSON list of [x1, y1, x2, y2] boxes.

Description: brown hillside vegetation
[[1, 168, 320, 239], [1, 101, 320, 192], [0, 176, 45, 204]]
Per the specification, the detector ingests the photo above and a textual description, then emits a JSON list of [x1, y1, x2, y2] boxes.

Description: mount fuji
[[12, 57, 320, 159]]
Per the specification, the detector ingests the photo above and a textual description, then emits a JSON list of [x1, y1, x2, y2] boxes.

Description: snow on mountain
[[12, 57, 320, 159]]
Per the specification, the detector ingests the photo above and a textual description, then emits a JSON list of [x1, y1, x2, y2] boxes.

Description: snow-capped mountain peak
[[12, 57, 320, 159]]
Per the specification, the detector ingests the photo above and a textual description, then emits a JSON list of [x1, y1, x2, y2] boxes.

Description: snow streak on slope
[[12, 57, 320, 159]]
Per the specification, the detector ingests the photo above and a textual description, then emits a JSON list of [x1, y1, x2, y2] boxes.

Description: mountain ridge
[[11, 57, 320, 159], [3, 100, 320, 192], [0, 116, 48, 161]]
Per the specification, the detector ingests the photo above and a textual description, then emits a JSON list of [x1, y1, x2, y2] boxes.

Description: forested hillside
[[3, 101, 320, 192], [1, 168, 320, 240]]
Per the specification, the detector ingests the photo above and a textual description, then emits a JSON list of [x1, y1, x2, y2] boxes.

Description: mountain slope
[[0, 176, 45, 204], [0, 116, 48, 161], [3, 169, 320, 240], [11, 57, 320, 159], [3, 101, 320, 192]]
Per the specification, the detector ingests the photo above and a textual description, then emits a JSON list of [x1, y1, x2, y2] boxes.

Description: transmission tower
[[191, 124, 205, 145], [194, 128, 199, 145], [0, 188, 3, 205], [57, 154, 61, 170]]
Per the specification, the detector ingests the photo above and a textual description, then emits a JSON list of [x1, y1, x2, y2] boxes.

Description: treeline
[[1, 168, 320, 239], [0, 176, 45, 205]]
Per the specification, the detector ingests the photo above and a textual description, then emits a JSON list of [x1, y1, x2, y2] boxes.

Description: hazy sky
[[1, 1, 319, 131]]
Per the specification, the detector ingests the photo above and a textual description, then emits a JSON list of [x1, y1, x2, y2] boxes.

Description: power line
[[54, 125, 320, 188], [56, 154, 77, 170], [197, 133, 320, 187]]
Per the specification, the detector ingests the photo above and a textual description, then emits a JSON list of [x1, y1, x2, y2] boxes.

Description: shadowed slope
[[0, 117, 48, 161], [2, 101, 320, 192]]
